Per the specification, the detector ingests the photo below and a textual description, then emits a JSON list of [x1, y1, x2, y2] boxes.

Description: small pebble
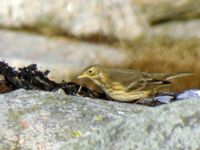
[[154, 95, 174, 104], [176, 89, 200, 100]]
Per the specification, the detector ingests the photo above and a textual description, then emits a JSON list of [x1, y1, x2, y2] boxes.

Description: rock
[[1, 0, 200, 41], [0, 0, 144, 41], [136, 0, 200, 39], [176, 89, 200, 100], [154, 95, 174, 104], [0, 89, 200, 149], [149, 19, 200, 39], [0, 29, 131, 81], [137, 0, 200, 24]]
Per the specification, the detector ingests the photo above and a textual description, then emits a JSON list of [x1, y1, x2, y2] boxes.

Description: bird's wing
[[107, 69, 170, 91], [105, 67, 192, 91], [126, 78, 171, 91]]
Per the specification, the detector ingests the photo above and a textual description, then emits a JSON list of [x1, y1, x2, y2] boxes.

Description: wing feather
[[104, 68, 171, 91], [101, 67, 191, 91]]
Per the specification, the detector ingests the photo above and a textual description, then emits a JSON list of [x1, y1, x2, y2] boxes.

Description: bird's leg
[[76, 85, 82, 96], [152, 88, 157, 101]]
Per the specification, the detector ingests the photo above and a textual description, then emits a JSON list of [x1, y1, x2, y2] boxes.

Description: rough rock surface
[[0, 0, 144, 40], [138, 0, 200, 24], [138, 0, 200, 39], [0, 89, 199, 149], [0, 29, 131, 81], [149, 19, 200, 39], [1, 0, 200, 41]]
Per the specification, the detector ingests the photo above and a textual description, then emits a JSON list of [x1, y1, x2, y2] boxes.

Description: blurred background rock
[[0, 0, 199, 92]]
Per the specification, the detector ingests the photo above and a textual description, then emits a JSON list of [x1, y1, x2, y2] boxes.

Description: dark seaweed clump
[[0, 61, 105, 99]]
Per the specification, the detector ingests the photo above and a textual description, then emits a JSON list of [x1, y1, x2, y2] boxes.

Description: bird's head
[[77, 65, 102, 81]]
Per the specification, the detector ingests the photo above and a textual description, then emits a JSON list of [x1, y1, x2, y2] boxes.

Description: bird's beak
[[77, 73, 87, 79]]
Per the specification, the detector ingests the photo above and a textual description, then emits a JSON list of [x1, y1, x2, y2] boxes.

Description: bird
[[77, 65, 193, 102]]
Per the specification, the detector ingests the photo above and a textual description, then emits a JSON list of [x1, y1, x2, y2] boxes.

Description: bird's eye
[[88, 69, 93, 74]]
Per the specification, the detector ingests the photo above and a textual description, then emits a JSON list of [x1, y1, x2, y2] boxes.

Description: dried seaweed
[[0, 61, 100, 98]]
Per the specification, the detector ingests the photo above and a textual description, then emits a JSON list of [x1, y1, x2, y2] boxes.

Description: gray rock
[[0, 89, 200, 149], [137, 0, 200, 39], [177, 89, 200, 100], [1, 0, 200, 41], [0, 0, 144, 40], [149, 19, 200, 39], [154, 95, 174, 104], [0, 29, 131, 81], [137, 0, 200, 24]]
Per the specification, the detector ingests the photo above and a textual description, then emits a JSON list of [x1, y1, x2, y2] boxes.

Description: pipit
[[77, 65, 192, 102]]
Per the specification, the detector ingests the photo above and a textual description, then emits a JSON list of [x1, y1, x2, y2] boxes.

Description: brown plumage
[[77, 65, 193, 102]]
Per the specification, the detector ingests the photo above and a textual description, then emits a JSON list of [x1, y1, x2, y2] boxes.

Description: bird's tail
[[166, 72, 194, 80]]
